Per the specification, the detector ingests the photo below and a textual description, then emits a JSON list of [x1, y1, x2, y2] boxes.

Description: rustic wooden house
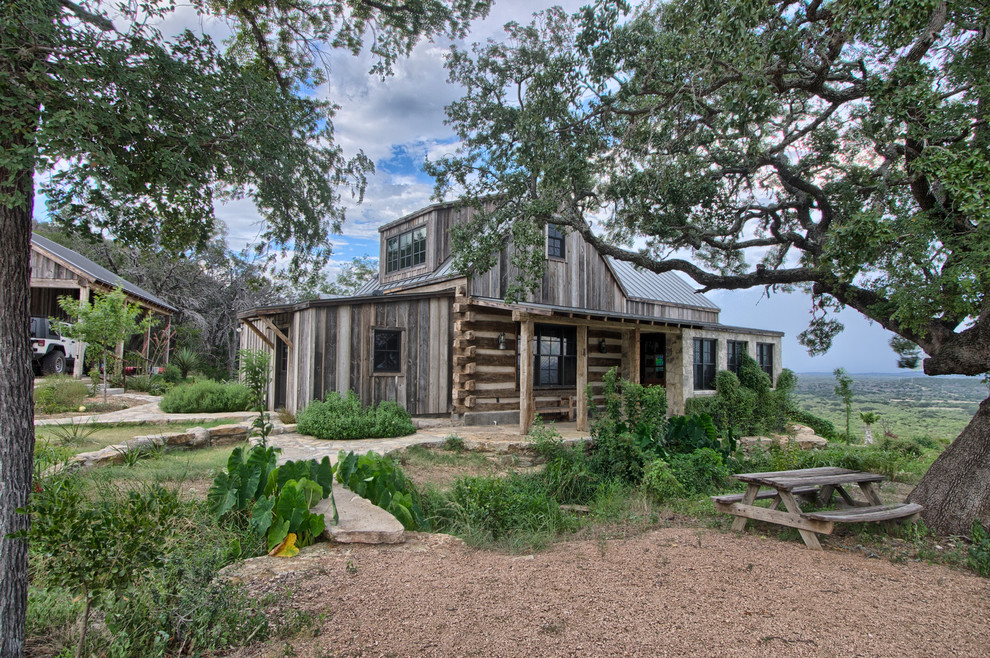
[[239, 202, 783, 432], [31, 234, 177, 376]]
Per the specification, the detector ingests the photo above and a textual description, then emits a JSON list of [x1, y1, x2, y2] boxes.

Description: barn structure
[[31, 234, 177, 377], [239, 202, 783, 432]]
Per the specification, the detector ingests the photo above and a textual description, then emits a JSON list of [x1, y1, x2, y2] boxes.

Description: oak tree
[[0, 0, 489, 654], [429, 0, 990, 535]]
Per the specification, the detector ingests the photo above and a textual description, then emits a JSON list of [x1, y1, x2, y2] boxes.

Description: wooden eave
[[30, 248, 174, 316], [238, 289, 457, 321]]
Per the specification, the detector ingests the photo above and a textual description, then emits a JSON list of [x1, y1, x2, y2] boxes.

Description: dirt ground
[[227, 527, 990, 658]]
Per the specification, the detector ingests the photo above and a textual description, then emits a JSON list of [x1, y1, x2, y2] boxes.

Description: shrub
[[877, 435, 925, 457], [585, 368, 667, 485], [161, 363, 183, 384], [685, 355, 795, 436], [159, 380, 253, 413], [125, 374, 171, 396], [789, 408, 836, 440], [26, 451, 283, 655], [433, 473, 569, 542], [34, 375, 89, 414], [641, 459, 687, 502], [968, 520, 990, 577], [296, 391, 417, 440], [669, 448, 730, 495]]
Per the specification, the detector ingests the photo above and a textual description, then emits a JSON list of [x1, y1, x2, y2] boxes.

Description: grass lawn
[[34, 419, 242, 456], [80, 442, 242, 499]]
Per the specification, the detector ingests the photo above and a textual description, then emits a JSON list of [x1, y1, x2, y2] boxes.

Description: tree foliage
[[57, 288, 155, 401], [429, 0, 990, 535], [2, 0, 490, 653], [429, 0, 990, 375]]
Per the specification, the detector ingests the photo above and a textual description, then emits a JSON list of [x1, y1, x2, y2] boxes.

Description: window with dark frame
[[385, 226, 427, 274], [534, 324, 576, 387], [693, 338, 716, 390], [373, 329, 402, 373], [727, 340, 747, 374], [757, 342, 774, 382], [546, 224, 566, 260]]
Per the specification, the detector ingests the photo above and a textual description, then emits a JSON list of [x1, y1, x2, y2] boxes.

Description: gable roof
[[605, 257, 720, 311], [31, 234, 177, 313]]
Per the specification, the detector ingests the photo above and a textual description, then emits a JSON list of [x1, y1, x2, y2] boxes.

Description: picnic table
[[712, 467, 923, 550]]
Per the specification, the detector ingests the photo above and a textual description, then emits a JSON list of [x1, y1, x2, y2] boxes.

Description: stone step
[[311, 480, 406, 545]]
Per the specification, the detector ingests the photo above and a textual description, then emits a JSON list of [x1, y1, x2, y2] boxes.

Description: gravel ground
[[228, 528, 990, 657]]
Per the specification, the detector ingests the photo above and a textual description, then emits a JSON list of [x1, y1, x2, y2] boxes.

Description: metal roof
[[31, 234, 177, 312], [605, 257, 720, 311], [354, 257, 459, 296]]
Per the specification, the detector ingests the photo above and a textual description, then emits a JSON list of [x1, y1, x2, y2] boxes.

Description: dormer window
[[385, 226, 426, 274], [547, 224, 565, 260]]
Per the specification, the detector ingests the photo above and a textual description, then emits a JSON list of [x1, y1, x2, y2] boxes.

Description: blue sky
[[38, 1, 914, 374]]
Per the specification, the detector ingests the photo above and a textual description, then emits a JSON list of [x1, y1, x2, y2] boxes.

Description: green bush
[[162, 363, 183, 384], [34, 375, 89, 414], [296, 391, 417, 440], [685, 355, 795, 436], [877, 435, 925, 457], [430, 473, 570, 543], [789, 408, 836, 440], [669, 448, 730, 495], [641, 459, 687, 502], [968, 520, 990, 577], [125, 374, 171, 396], [159, 379, 253, 413], [23, 450, 281, 656]]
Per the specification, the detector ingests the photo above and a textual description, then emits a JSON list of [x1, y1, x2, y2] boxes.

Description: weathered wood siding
[[625, 299, 719, 324], [378, 204, 480, 287], [469, 232, 627, 313], [252, 296, 454, 414]]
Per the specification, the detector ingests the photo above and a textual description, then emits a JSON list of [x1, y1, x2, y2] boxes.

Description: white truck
[[30, 317, 82, 376]]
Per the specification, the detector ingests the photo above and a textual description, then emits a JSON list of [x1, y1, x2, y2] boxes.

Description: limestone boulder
[[739, 423, 828, 451]]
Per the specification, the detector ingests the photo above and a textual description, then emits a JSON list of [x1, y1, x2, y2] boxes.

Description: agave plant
[[170, 347, 200, 380]]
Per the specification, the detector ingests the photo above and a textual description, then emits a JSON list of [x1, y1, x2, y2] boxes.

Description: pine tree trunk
[[0, 147, 36, 657], [909, 395, 990, 536]]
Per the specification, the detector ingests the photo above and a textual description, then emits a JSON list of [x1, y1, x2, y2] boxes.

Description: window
[[727, 340, 747, 374], [546, 224, 565, 260], [757, 343, 774, 382], [534, 324, 576, 386], [385, 226, 426, 273], [373, 329, 402, 373], [693, 338, 716, 390]]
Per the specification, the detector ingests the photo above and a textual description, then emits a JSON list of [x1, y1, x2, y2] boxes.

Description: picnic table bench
[[712, 467, 922, 550]]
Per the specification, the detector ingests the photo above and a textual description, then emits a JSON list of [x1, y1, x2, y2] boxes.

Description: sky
[[38, 1, 914, 375]]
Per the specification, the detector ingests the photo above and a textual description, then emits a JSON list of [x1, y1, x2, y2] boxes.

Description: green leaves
[[432, 0, 990, 374], [335, 451, 428, 531], [209, 445, 336, 552]]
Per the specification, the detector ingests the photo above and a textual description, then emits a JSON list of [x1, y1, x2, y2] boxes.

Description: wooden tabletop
[[734, 467, 885, 491]]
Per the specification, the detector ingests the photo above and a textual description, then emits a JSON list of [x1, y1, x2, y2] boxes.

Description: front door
[[273, 329, 289, 410], [640, 333, 666, 387]]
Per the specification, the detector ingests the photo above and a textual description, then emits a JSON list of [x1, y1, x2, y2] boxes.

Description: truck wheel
[[42, 350, 66, 375]]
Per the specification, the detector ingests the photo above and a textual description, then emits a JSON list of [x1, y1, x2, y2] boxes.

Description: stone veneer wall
[[678, 327, 783, 413]]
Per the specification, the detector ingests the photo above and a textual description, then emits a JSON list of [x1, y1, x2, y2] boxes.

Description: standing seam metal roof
[[605, 257, 720, 311], [31, 234, 178, 312]]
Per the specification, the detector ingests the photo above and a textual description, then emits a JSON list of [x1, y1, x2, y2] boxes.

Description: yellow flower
[[78, 406, 86, 412]]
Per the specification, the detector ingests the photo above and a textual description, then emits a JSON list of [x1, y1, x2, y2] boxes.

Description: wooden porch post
[[72, 285, 89, 378], [519, 318, 534, 434], [164, 317, 172, 365], [631, 327, 641, 384], [577, 324, 588, 431]]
